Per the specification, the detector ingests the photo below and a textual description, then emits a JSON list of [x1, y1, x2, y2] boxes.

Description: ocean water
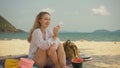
[[0, 32, 120, 41], [59, 32, 120, 41]]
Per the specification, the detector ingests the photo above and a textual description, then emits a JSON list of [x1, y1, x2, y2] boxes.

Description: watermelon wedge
[[72, 58, 83, 63]]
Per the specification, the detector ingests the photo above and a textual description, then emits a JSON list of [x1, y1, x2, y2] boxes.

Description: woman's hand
[[53, 25, 60, 40]]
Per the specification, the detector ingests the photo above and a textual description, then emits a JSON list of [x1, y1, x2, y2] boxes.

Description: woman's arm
[[52, 25, 60, 40], [48, 25, 61, 49]]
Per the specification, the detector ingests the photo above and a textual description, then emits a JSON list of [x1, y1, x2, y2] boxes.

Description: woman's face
[[39, 14, 50, 28]]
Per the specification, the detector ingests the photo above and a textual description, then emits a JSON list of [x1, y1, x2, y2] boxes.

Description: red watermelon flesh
[[72, 58, 83, 63]]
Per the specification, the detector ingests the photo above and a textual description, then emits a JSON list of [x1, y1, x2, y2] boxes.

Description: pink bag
[[19, 58, 34, 68]]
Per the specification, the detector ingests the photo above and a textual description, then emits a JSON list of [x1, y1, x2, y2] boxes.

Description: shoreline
[[1, 38, 120, 42]]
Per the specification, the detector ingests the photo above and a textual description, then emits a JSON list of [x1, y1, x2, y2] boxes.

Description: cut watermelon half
[[72, 58, 83, 63]]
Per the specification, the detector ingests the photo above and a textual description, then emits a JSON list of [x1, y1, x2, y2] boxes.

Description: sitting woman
[[27, 12, 67, 68]]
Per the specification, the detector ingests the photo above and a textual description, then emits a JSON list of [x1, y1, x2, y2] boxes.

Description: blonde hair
[[27, 12, 50, 42]]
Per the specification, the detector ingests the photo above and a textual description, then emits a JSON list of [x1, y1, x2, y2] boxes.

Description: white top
[[28, 28, 60, 59]]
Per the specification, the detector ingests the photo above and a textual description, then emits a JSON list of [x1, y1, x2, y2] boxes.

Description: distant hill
[[0, 16, 25, 33], [93, 30, 111, 33], [93, 29, 120, 33], [114, 30, 120, 33]]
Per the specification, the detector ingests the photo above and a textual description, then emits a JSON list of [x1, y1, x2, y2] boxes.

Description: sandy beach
[[0, 39, 120, 68]]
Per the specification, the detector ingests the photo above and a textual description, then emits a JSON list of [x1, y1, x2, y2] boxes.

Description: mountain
[[93, 30, 111, 33], [93, 29, 120, 33], [0, 16, 25, 33], [114, 30, 120, 33]]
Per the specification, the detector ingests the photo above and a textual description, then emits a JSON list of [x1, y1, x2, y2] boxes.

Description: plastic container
[[19, 58, 34, 68]]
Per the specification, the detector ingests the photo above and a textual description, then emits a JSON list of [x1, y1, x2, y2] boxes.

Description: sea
[[0, 32, 120, 41]]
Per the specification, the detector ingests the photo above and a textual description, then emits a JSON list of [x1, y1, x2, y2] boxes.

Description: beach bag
[[5, 59, 19, 68], [19, 58, 34, 68], [63, 40, 79, 60]]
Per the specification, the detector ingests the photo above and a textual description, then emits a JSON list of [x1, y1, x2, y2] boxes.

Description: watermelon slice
[[72, 58, 83, 63]]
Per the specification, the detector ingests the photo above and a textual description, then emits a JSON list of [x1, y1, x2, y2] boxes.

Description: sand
[[0, 39, 29, 56], [0, 39, 120, 68], [75, 40, 120, 68]]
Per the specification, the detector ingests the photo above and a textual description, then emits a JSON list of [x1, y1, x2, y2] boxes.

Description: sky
[[0, 0, 120, 32]]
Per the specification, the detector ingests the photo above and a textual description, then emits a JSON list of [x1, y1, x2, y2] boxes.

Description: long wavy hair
[[27, 12, 50, 42]]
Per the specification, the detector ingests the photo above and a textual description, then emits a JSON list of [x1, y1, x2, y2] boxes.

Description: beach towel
[[4, 59, 19, 68]]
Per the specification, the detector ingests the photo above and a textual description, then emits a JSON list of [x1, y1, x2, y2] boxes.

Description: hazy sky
[[0, 0, 120, 32]]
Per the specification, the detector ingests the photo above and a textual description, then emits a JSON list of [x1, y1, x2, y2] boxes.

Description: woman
[[27, 12, 67, 68]]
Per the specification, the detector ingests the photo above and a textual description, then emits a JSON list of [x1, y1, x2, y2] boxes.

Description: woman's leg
[[57, 43, 67, 68], [47, 44, 60, 68], [33, 48, 47, 68]]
